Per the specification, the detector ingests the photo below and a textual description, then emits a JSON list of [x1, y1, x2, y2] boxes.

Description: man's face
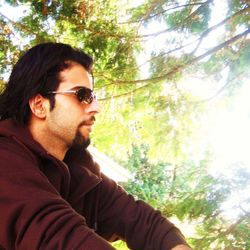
[[46, 62, 100, 149]]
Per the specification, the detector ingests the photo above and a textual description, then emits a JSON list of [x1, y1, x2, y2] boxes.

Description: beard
[[72, 130, 90, 148], [72, 116, 95, 148]]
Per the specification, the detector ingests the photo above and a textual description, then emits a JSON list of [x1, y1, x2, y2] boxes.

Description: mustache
[[78, 116, 96, 127]]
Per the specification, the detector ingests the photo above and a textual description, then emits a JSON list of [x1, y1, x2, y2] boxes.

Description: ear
[[29, 94, 48, 119]]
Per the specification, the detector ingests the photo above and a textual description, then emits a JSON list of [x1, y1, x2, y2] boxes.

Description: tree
[[0, 1, 249, 249], [123, 144, 169, 208], [122, 144, 250, 249], [0, 1, 249, 159]]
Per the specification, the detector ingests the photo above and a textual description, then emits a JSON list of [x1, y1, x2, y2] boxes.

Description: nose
[[86, 98, 101, 114]]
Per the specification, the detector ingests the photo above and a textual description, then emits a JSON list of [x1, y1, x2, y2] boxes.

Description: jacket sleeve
[[96, 173, 190, 250], [0, 144, 116, 250]]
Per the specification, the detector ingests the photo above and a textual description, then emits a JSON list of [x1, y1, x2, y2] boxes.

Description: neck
[[28, 121, 68, 161]]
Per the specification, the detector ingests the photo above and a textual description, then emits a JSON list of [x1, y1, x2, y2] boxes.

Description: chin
[[83, 138, 91, 148], [73, 131, 91, 148]]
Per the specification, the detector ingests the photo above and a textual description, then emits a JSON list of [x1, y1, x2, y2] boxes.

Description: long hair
[[0, 42, 93, 124]]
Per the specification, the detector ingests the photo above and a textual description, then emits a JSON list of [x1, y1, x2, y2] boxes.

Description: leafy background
[[0, 0, 249, 249]]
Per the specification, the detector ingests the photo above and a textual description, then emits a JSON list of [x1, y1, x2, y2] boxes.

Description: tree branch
[[135, 0, 160, 32], [78, 2, 249, 44], [137, 3, 249, 40], [191, 5, 250, 54], [223, 215, 248, 235], [0, 11, 38, 36], [95, 38, 196, 81], [119, 1, 211, 25], [100, 28, 250, 85], [98, 28, 250, 101]]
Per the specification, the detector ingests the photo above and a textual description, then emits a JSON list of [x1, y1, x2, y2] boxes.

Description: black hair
[[0, 42, 93, 124]]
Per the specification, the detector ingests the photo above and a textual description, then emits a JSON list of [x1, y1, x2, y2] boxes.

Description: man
[[0, 43, 191, 250]]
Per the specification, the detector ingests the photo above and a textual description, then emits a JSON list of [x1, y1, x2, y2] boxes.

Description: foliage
[[186, 165, 250, 250], [0, 1, 249, 249], [123, 144, 169, 208], [0, 0, 249, 160], [122, 144, 250, 249], [112, 240, 129, 250]]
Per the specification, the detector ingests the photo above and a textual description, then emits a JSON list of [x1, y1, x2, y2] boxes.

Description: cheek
[[54, 98, 86, 126], [60, 102, 81, 120]]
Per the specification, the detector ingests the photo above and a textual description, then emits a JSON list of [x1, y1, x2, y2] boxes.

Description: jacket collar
[[0, 119, 102, 201], [0, 119, 101, 177]]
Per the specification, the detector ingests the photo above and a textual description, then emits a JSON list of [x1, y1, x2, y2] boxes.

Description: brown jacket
[[0, 119, 189, 249]]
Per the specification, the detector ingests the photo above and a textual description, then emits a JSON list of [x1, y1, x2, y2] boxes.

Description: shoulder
[[0, 136, 40, 171]]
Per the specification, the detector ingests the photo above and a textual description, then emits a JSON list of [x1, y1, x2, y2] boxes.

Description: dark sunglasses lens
[[77, 88, 93, 104]]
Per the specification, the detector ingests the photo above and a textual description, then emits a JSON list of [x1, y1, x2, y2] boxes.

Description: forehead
[[57, 63, 93, 91]]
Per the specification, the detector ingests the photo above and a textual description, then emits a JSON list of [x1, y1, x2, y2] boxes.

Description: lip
[[79, 117, 95, 131], [80, 119, 94, 126], [81, 122, 94, 133], [83, 122, 94, 126]]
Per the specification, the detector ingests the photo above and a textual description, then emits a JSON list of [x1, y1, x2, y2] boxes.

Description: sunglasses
[[47, 86, 96, 104]]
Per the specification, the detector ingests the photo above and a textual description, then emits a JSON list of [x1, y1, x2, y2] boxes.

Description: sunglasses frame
[[47, 86, 96, 104]]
